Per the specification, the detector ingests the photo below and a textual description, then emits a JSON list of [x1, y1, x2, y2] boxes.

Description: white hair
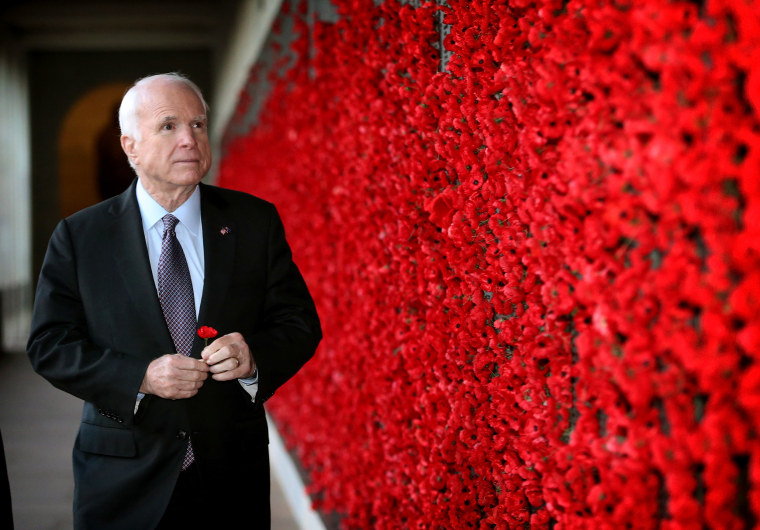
[[118, 72, 209, 169]]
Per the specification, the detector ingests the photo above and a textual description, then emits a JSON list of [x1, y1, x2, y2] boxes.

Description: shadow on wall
[[58, 82, 135, 218]]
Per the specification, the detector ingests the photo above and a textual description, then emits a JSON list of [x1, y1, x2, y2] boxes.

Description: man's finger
[[160, 377, 205, 399], [208, 356, 239, 374], [201, 343, 236, 365], [200, 332, 246, 362], [169, 354, 209, 370], [173, 368, 208, 382], [200, 334, 234, 360]]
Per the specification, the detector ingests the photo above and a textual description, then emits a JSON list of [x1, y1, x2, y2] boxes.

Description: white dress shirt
[[134, 179, 257, 410]]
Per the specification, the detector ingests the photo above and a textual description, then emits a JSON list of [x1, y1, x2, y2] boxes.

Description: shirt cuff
[[134, 392, 145, 414], [239, 368, 258, 385], [237, 378, 258, 402]]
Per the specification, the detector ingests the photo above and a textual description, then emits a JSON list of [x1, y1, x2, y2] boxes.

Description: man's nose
[[178, 125, 197, 147]]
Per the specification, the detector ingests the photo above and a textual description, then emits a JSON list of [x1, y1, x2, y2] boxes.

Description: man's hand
[[140, 354, 209, 399], [201, 332, 256, 381]]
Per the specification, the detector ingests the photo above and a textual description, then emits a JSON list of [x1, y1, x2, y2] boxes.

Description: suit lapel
[[109, 181, 175, 355], [196, 184, 236, 353]]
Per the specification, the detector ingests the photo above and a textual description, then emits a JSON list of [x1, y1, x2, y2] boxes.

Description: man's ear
[[120, 135, 137, 165]]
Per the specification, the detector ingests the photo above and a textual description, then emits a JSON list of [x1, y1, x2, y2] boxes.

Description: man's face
[[126, 80, 211, 193]]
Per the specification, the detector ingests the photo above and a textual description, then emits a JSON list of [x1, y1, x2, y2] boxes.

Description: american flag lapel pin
[[220, 226, 231, 235]]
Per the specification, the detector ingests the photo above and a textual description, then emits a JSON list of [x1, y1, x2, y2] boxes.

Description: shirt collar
[[135, 178, 202, 236]]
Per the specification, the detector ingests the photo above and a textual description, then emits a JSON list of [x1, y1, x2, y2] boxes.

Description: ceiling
[[0, 0, 238, 51]]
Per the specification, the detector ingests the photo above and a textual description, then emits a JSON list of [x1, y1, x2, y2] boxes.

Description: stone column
[[0, 38, 32, 353]]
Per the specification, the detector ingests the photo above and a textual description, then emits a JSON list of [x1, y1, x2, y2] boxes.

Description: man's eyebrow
[[156, 115, 206, 127], [159, 115, 206, 122]]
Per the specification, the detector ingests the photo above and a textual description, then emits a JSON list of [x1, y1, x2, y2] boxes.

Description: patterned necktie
[[157, 214, 196, 469]]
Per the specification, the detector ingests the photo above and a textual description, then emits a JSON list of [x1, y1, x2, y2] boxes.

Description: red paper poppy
[[197, 326, 218, 340]]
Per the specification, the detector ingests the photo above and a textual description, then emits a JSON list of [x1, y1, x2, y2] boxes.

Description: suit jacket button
[[177, 430, 187, 440]]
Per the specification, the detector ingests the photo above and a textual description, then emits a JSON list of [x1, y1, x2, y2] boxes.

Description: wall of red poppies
[[218, 0, 760, 527]]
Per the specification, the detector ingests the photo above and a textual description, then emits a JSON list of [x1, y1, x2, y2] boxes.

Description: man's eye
[[193, 122, 206, 129], [162, 123, 174, 131]]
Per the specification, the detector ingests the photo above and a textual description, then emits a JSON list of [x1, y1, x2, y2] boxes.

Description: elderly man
[[27, 73, 321, 529]]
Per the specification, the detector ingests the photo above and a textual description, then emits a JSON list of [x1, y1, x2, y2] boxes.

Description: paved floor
[[0, 353, 299, 530]]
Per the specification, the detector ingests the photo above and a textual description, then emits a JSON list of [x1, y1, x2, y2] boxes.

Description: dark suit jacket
[[27, 181, 321, 529], [0, 429, 12, 530]]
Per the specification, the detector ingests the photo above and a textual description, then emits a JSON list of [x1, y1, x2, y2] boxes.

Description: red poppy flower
[[197, 326, 218, 341], [198, 326, 219, 346]]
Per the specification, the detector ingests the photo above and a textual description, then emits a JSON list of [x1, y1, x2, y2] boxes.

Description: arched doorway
[[57, 82, 134, 218]]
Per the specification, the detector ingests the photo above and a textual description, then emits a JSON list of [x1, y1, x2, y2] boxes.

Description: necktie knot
[[162, 214, 180, 238]]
